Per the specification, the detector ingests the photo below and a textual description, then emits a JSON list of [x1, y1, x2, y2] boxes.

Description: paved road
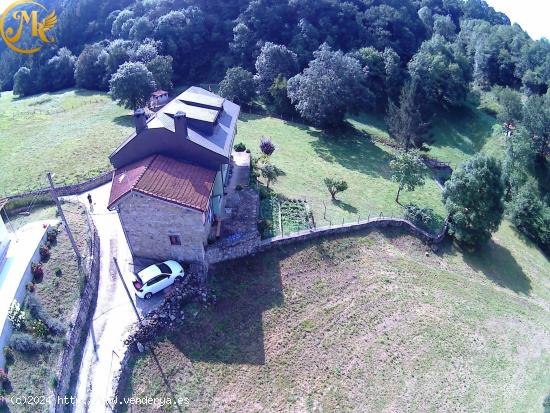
[[67, 183, 162, 413]]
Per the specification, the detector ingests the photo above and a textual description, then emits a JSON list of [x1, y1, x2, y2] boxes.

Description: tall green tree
[[254, 43, 298, 96], [389, 150, 428, 205], [287, 44, 366, 129], [386, 82, 426, 150], [109, 62, 156, 109], [219, 67, 256, 106], [523, 94, 550, 159], [13, 67, 34, 97], [443, 154, 505, 249]]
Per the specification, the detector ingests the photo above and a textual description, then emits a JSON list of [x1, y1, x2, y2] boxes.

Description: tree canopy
[[109, 62, 156, 109]]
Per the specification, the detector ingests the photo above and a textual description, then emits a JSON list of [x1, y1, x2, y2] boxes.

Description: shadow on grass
[[168, 253, 284, 365], [429, 103, 496, 156], [113, 115, 134, 127], [332, 199, 358, 214], [464, 240, 531, 294], [309, 122, 394, 178]]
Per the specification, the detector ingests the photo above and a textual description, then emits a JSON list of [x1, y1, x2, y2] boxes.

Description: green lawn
[[123, 222, 550, 412], [238, 114, 446, 228], [0, 89, 133, 197]]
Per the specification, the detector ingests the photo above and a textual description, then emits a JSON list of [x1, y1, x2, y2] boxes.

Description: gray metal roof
[[110, 87, 241, 169]]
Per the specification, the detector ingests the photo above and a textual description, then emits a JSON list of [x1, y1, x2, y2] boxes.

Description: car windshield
[[156, 263, 172, 274]]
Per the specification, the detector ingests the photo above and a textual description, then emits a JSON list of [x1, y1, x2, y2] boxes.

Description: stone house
[[108, 87, 240, 263]]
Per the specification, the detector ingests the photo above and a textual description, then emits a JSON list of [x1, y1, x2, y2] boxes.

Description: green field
[[238, 114, 446, 227], [0, 90, 133, 197], [124, 223, 550, 412]]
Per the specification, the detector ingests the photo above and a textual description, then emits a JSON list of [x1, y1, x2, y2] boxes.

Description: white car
[[132, 260, 185, 299]]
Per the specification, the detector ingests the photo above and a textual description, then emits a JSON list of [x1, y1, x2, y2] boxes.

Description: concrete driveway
[[66, 183, 164, 413]]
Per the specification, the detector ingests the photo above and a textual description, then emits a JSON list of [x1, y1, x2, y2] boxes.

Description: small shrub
[[46, 227, 58, 243], [403, 204, 436, 230], [28, 319, 48, 339], [235, 184, 243, 191], [25, 294, 66, 336], [234, 142, 246, 152], [246, 148, 251, 153], [9, 333, 52, 353], [0, 396, 7, 408], [31, 262, 44, 282], [259, 136, 276, 156], [26, 282, 35, 292], [39, 245, 50, 261], [324, 178, 348, 200], [258, 219, 274, 236], [54, 267, 62, 276], [7, 300, 25, 330], [0, 368, 9, 388], [3, 347, 14, 364]]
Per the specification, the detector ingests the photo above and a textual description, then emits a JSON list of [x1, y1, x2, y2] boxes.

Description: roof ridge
[[133, 154, 158, 189]]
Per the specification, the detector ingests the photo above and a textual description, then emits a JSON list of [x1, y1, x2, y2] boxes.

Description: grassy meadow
[[124, 223, 550, 412], [0, 89, 133, 197]]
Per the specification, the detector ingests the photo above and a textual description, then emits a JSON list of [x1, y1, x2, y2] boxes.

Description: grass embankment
[[0, 89, 133, 196], [3, 203, 90, 413], [124, 222, 550, 412]]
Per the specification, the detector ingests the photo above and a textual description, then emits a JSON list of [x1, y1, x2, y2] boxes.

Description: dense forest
[[0, 0, 549, 252]]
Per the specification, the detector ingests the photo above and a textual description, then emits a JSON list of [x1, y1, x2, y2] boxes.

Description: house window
[[169, 235, 181, 246]]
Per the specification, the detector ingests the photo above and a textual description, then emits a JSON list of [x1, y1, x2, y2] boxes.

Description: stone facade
[[115, 193, 211, 262]]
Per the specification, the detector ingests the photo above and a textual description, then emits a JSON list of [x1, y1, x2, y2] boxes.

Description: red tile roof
[[108, 155, 216, 212]]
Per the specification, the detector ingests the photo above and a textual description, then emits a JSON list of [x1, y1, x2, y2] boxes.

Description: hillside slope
[[125, 223, 550, 412]]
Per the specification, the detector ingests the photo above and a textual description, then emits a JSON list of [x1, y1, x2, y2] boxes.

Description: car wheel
[[174, 276, 183, 284], [144, 292, 153, 300]]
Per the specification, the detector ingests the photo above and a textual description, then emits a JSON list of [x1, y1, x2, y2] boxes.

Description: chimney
[[133, 108, 147, 133], [174, 111, 188, 138]]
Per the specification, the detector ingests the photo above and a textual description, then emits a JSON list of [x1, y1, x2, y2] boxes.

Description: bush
[[28, 319, 48, 339], [25, 294, 66, 336], [9, 333, 52, 353], [403, 205, 436, 230], [259, 136, 276, 156], [234, 142, 246, 152], [47, 228, 58, 243], [235, 184, 243, 191], [0, 368, 9, 388], [3, 347, 14, 364], [39, 245, 50, 261], [55, 267, 62, 276], [7, 300, 25, 330], [258, 219, 274, 236], [26, 282, 35, 292], [31, 262, 43, 282]]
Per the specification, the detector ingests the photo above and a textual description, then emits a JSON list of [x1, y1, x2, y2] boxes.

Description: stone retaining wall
[[52, 215, 100, 413], [5, 171, 113, 205], [207, 216, 448, 265]]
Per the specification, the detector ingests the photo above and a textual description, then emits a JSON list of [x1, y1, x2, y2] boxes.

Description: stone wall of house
[[117, 193, 210, 262]]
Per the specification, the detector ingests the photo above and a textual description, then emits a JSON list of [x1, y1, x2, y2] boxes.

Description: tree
[[408, 35, 470, 113], [443, 154, 505, 249], [254, 42, 298, 96], [111, 10, 134, 37], [259, 136, 276, 157], [219, 67, 256, 106], [503, 128, 535, 197], [109, 62, 156, 109], [129, 16, 153, 41], [13, 67, 34, 96], [386, 82, 426, 150], [508, 180, 549, 245], [495, 87, 523, 132], [389, 150, 428, 205], [268, 75, 294, 115], [287, 44, 366, 129], [324, 178, 348, 200], [146, 55, 173, 91], [523, 94, 550, 159], [46, 48, 76, 91], [260, 162, 280, 189], [75, 43, 108, 90]]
